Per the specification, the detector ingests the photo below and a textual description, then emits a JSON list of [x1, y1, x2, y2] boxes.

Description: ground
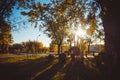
[[0, 54, 103, 80]]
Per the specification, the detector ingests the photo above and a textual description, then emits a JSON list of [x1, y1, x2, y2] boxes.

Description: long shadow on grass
[[33, 60, 65, 80], [0, 57, 54, 80], [0, 58, 103, 80], [64, 60, 102, 80]]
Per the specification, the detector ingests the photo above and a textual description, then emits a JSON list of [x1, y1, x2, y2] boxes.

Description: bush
[[47, 54, 54, 62], [59, 53, 66, 63]]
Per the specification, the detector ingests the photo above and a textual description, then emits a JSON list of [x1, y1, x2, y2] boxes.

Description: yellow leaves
[[56, 12, 65, 20], [0, 20, 12, 46], [100, 6, 107, 18], [55, 2, 68, 17], [62, 45, 69, 52], [50, 43, 58, 52], [38, 42, 44, 48], [87, 26, 95, 35], [56, 12, 61, 19], [87, 20, 96, 36], [53, 45, 58, 52], [55, 5, 62, 11], [3, 39, 9, 44], [66, 0, 73, 4]]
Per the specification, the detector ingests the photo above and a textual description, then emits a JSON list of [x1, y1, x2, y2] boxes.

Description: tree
[[61, 43, 69, 53], [22, 40, 44, 54], [0, 0, 35, 52], [0, 0, 104, 56], [85, 0, 120, 79], [0, 0, 16, 53], [9, 43, 23, 54], [100, 0, 120, 61], [49, 40, 58, 52], [96, 0, 120, 78], [0, 20, 13, 53], [77, 38, 88, 54], [21, 1, 72, 54], [0, 0, 34, 19], [0, 0, 17, 18]]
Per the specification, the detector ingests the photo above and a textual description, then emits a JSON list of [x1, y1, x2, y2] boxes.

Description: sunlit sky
[[11, 0, 51, 47]]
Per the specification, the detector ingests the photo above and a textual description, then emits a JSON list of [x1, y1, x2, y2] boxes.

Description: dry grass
[[0, 55, 103, 80], [0, 53, 44, 63]]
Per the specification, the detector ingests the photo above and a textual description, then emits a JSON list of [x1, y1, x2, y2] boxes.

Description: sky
[[11, 0, 51, 47], [10, 0, 104, 47]]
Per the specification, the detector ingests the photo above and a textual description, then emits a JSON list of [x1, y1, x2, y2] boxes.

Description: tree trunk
[[61, 45, 62, 53], [58, 44, 61, 55], [1, 43, 5, 54], [102, 0, 120, 79]]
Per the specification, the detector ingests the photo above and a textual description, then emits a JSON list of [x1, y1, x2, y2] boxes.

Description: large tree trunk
[[102, 0, 120, 79]]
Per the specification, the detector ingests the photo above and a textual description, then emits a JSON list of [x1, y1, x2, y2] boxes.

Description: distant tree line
[[8, 40, 49, 54]]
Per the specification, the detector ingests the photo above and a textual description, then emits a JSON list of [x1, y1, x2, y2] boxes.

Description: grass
[[0, 54, 50, 80], [31, 59, 58, 80], [0, 54, 104, 80], [0, 53, 44, 63]]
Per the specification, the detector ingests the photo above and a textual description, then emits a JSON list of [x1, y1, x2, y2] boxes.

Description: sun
[[76, 28, 86, 38]]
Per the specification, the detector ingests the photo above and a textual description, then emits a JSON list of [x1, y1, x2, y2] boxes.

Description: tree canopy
[[20, 0, 104, 54]]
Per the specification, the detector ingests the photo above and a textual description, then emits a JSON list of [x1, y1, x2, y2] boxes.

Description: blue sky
[[11, 0, 51, 47]]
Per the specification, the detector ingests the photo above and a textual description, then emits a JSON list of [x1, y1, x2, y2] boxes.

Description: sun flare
[[76, 28, 86, 37]]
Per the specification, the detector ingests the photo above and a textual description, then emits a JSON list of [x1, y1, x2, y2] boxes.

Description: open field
[[0, 53, 103, 80]]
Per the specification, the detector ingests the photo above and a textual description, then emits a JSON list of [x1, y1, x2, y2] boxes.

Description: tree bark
[[102, 0, 120, 79]]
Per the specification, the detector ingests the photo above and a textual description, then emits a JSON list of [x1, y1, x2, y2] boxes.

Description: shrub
[[47, 54, 54, 62], [59, 53, 66, 63]]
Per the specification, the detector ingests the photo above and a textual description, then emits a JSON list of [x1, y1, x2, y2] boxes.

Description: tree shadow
[[63, 59, 102, 80], [0, 57, 54, 80], [33, 60, 65, 80], [38, 58, 102, 80], [0, 57, 103, 80]]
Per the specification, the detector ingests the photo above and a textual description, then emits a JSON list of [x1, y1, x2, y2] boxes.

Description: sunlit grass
[[94, 53, 99, 56], [0, 53, 16, 57], [52, 72, 66, 80], [0, 53, 44, 63], [51, 58, 71, 80]]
